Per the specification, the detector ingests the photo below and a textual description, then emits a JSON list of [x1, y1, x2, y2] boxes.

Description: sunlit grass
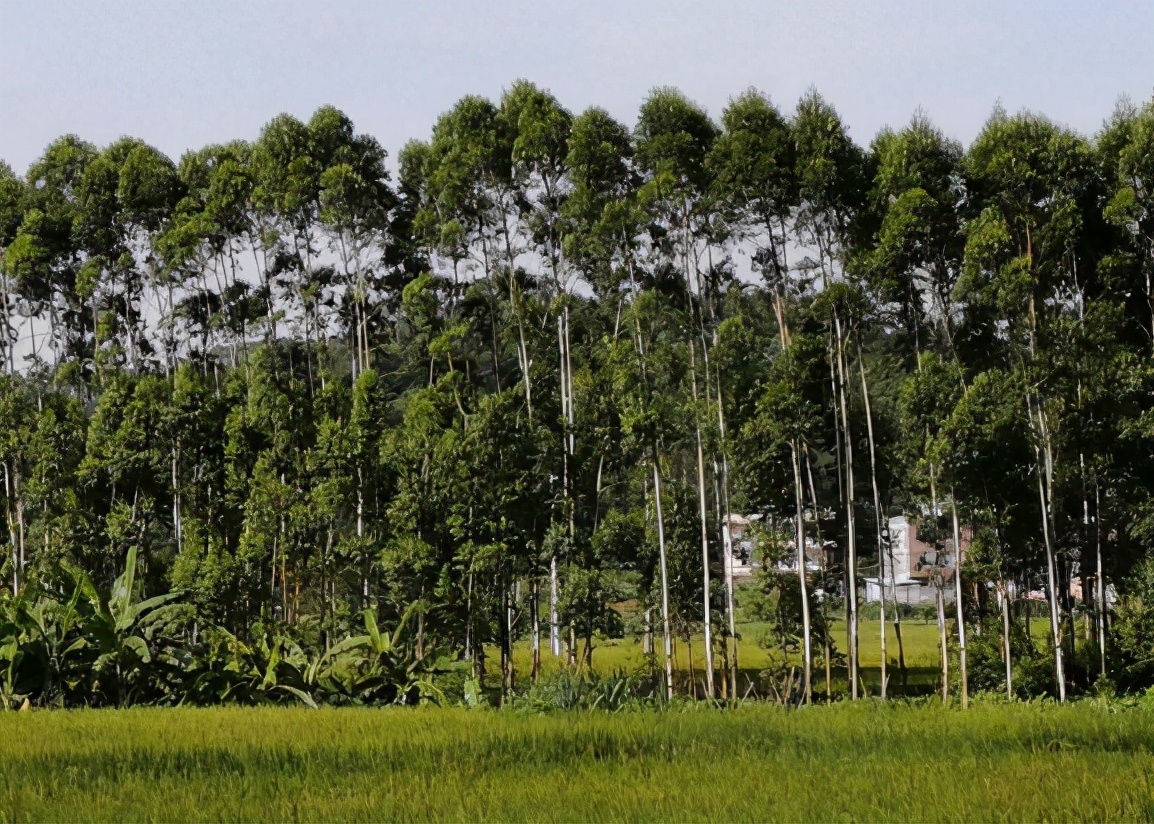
[[508, 616, 960, 698], [507, 597, 1055, 699], [2, 702, 1152, 822]]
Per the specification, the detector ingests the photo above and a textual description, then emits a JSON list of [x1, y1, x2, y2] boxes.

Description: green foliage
[[2, 84, 1153, 712]]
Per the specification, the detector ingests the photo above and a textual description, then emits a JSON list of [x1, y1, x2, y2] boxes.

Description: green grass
[[509, 616, 980, 698], [512, 596, 1057, 699], [2, 702, 1154, 822]]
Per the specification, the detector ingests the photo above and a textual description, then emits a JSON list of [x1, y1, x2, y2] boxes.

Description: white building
[[864, 515, 960, 606]]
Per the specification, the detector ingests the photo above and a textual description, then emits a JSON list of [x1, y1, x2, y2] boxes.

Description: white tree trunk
[[652, 450, 674, 701], [1001, 582, 1013, 699], [1096, 482, 1107, 680], [950, 493, 969, 708], [859, 356, 887, 699], [792, 443, 813, 703]]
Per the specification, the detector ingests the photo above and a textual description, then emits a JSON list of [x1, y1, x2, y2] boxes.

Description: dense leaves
[[1, 87, 1152, 708]]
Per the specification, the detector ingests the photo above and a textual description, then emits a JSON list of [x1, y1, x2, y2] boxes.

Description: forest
[[0, 80, 1152, 710]]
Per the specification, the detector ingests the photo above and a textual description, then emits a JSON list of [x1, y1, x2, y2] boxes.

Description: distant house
[[724, 512, 832, 580], [864, 515, 964, 606], [725, 513, 757, 578]]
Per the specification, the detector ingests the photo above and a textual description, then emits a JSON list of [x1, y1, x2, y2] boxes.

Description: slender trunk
[[792, 442, 813, 704], [564, 306, 575, 457], [834, 325, 859, 697], [950, 493, 968, 708], [768, 285, 803, 700], [531, 578, 540, 681], [172, 446, 182, 556], [888, 526, 907, 686], [804, 449, 832, 701], [1001, 581, 1013, 699], [504, 582, 515, 700], [553, 311, 567, 660], [937, 583, 949, 703], [512, 286, 532, 425], [927, 462, 951, 704], [652, 448, 674, 701], [1036, 463, 1067, 701], [1030, 400, 1067, 702], [858, 354, 887, 699], [549, 554, 560, 657], [717, 379, 738, 698], [465, 569, 474, 668], [1096, 481, 1107, 680], [4, 462, 19, 596], [690, 340, 714, 696]]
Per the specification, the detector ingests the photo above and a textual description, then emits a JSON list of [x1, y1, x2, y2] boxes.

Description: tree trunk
[[858, 354, 888, 699], [652, 448, 674, 702], [937, 583, 949, 703], [531, 578, 541, 681], [716, 378, 738, 699], [692, 395, 714, 696], [791, 443, 813, 704], [834, 327, 859, 698], [803, 448, 833, 702], [950, 493, 969, 708], [1096, 481, 1107, 681], [549, 554, 560, 657], [1031, 402, 1067, 702], [1001, 581, 1013, 699]]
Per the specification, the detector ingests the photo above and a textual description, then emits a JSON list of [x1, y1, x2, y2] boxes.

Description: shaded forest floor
[[2, 702, 1152, 822]]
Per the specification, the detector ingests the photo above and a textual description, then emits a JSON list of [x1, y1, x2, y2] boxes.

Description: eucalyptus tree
[[6, 136, 98, 372], [502, 81, 573, 295], [931, 368, 1036, 700], [415, 95, 535, 410], [792, 90, 868, 696], [857, 112, 966, 693], [162, 141, 261, 370], [611, 286, 689, 699], [0, 171, 29, 592], [0, 163, 26, 374], [708, 89, 803, 696], [634, 86, 722, 695], [250, 114, 326, 374], [502, 81, 574, 667], [563, 106, 655, 664], [861, 113, 965, 360], [898, 354, 965, 698], [1100, 96, 1154, 348], [562, 107, 636, 299], [31, 137, 182, 385], [314, 108, 396, 378], [736, 333, 825, 701], [0, 377, 35, 592], [961, 108, 1104, 701], [77, 372, 175, 589]]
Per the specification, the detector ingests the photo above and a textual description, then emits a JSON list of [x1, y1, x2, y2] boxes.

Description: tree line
[[0, 81, 1152, 707]]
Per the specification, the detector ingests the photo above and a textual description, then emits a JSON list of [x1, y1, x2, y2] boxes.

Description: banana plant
[[304, 605, 443, 705], [67, 545, 186, 706], [181, 628, 317, 708], [0, 589, 89, 707]]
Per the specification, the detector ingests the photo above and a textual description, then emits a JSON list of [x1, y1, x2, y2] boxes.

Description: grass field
[[509, 613, 1039, 699], [3, 701, 1154, 822]]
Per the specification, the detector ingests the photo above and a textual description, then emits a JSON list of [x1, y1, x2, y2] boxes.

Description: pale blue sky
[[2, 0, 1151, 174]]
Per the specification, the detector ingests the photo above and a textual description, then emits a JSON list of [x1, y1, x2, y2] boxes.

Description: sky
[[2, 0, 1153, 176]]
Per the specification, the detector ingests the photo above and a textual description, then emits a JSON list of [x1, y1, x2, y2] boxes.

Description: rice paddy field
[[3, 701, 1154, 822]]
